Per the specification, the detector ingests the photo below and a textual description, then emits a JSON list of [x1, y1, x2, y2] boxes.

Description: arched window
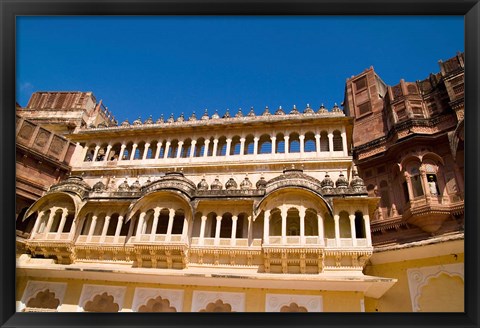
[[276, 133, 285, 153], [182, 139, 192, 158], [134, 142, 145, 160], [409, 166, 424, 197], [156, 209, 170, 234], [269, 209, 282, 236], [323, 212, 335, 238], [244, 135, 255, 155], [339, 211, 351, 238], [286, 208, 300, 236], [289, 133, 300, 153], [230, 136, 241, 155], [93, 213, 106, 235], [208, 212, 218, 238], [220, 213, 233, 238], [194, 138, 205, 157], [207, 137, 215, 157], [84, 144, 96, 161], [304, 132, 316, 152], [333, 130, 343, 151], [96, 143, 108, 161], [107, 213, 119, 236], [108, 143, 122, 161], [258, 134, 272, 154], [123, 142, 134, 160], [172, 209, 185, 234], [168, 140, 179, 158], [49, 210, 63, 233], [216, 137, 227, 156], [354, 211, 365, 238], [304, 209, 318, 236], [320, 131, 329, 152], [80, 213, 92, 235]]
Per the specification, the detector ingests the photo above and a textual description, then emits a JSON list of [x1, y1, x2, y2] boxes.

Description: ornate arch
[[23, 192, 83, 222]]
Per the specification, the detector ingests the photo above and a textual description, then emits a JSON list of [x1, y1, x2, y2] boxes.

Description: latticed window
[[358, 102, 371, 116], [354, 76, 367, 91], [332, 131, 343, 151]]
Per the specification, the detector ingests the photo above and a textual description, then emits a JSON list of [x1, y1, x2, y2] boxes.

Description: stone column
[[270, 136, 276, 154], [176, 141, 184, 158], [341, 130, 348, 156], [239, 138, 245, 155], [130, 144, 137, 160], [163, 141, 171, 159], [44, 209, 57, 234], [30, 211, 45, 239], [166, 209, 175, 241], [299, 135, 305, 154], [349, 213, 357, 246], [281, 208, 287, 244], [247, 215, 253, 246], [68, 219, 77, 240], [155, 141, 162, 159], [79, 143, 89, 162], [231, 215, 238, 245], [142, 143, 150, 160], [315, 134, 321, 155], [135, 212, 146, 240], [118, 144, 126, 161], [225, 138, 232, 157], [328, 133, 334, 156], [181, 216, 189, 242], [364, 214, 372, 246], [212, 139, 219, 157], [253, 137, 259, 155], [150, 208, 161, 242], [190, 140, 197, 158], [284, 136, 290, 154], [203, 139, 210, 157], [334, 213, 340, 247], [214, 215, 222, 245], [103, 145, 112, 161], [92, 146, 101, 161], [299, 208, 305, 244], [317, 213, 324, 245], [55, 209, 69, 240], [113, 215, 124, 243], [404, 172, 414, 202], [199, 215, 207, 245], [420, 167, 431, 198], [87, 214, 98, 242], [263, 210, 270, 245], [100, 215, 111, 242]]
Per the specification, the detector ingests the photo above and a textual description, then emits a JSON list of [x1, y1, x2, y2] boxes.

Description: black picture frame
[[1, 1, 479, 327]]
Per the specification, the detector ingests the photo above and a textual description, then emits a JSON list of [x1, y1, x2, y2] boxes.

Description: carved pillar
[[199, 215, 207, 245], [263, 210, 270, 245], [315, 134, 321, 155], [31, 211, 44, 239], [281, 208, 287, 244], [135, 212, 146, 240], [150, 208, 161, 242], [80, 143, 89, 162], [349, 213, 357, 247], [328, 133, 334, 156], [247, 215, 253, 246], [118, 144, 126, 161], [284, 136, 290, 154], [181, 216, 189, 242], [113, 215, 124, 243], [334, 213, 340, 247], [176, 141, 184, 158], [142, 143, 150, 160], [239, 138, 245, 155], [92, 146, 101, 161], [166, 209, 175, 241], [317, 213, 324, 245], [155, 141, 162, 159], [253, 137, 259, 155], [104, 145, 112, 161], [225, 138, 232, 157], [68, 218, 77, 240], [203, 139, 210, 157], [341, 130, 348, 156], [55, 209, 69, 240], [214, 215, 222, 245], [270, 136, 276, 154], [299, 135, 305, 154], [212, 139, 218, 157], [190, 140, 197, 158], [299, 207, 306, 244], [44, 209, 57, 234], [364, 214, 372, 246], [163, 141, 171, 159], [404, 172, 414, 202], [130, 143, 137, 160], [420, 166, 431, 201], [87, 214, 98, 242], [230, 215, 238, 245], [100, 215, 111, 242]]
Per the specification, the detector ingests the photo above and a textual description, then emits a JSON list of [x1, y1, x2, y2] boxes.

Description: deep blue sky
[[16, 16, 464, 123]]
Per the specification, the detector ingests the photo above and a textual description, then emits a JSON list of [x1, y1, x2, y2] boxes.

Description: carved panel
[[407, 263, 463, 312], [34, 129, 50, 148], [191, 291, 245, 312], [265, 293, 323, 312], [18, 281, 67, 312], [18, 122, 35, 141], [77, 284, 126, 312], [132, 287, 184, 312]]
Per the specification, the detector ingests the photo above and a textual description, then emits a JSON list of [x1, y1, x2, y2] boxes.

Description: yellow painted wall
[[364, 253, 464, 312], [16, 276, 363, 312]]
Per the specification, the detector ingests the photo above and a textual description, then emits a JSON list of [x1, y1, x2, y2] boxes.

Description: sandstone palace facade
[[15, 53, 464, 312]]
